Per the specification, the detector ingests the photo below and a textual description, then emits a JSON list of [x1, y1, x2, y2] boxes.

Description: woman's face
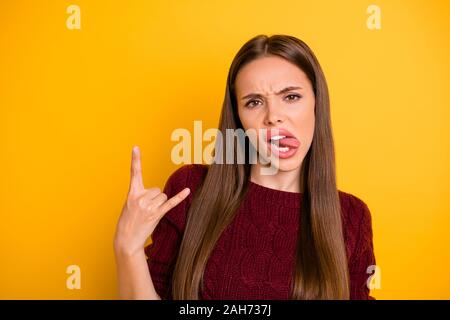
[[235, 55, 316, 173]]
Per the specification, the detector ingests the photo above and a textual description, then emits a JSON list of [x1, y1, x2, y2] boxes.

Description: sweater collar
[[248, 180, 302, 209]]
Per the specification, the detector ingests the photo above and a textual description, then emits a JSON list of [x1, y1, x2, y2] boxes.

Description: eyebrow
[[241, 86, 303, 100]]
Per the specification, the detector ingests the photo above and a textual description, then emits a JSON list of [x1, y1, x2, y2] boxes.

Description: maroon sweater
[[145, 164, 376, 300]]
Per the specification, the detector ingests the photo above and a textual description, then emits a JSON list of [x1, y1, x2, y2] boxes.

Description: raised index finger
[[158, 188, 190, 214], [129, 146, 144, 194]]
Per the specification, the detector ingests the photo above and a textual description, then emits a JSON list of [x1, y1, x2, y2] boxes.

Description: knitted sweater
[[144, 164, 376, 300]]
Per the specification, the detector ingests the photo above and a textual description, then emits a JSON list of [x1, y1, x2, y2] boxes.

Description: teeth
[[270, 135, 286, 142], [268, 135, 289, 152], [270, 143, 289, 153]]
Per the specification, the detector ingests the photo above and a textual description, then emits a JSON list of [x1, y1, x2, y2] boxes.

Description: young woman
[[113, 34, 376, 300]]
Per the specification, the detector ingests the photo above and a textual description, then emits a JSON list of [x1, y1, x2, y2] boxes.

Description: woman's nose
[[263, 103, 285, 125]]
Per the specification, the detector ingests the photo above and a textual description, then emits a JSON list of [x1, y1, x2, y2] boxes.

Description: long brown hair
[[171, 34, 349, 299]]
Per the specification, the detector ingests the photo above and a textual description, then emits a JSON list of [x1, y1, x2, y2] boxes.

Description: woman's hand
[[114, 146, 190, 257]]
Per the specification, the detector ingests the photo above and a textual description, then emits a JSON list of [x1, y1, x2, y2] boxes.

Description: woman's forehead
[[235, 57, 310, 96]]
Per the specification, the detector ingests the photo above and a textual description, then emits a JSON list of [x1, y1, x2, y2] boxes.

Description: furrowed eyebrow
[[241, 86, 303, 100]]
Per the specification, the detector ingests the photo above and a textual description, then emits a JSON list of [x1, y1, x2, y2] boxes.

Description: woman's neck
[[250, 163, 303, 193]]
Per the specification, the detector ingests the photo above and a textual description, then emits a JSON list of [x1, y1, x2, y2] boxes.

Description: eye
[[245, 100, 262, 108], [285, 94, 302, 102]]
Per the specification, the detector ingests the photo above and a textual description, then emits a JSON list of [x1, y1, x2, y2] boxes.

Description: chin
[[277, 161, 302, 172], [270, 154, 303, 173]]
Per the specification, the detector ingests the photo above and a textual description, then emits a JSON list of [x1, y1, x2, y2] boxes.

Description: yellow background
[[1, 0, 449, 299]]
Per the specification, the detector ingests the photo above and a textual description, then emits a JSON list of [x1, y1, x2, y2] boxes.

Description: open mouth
[[265, 128, 301, 159]]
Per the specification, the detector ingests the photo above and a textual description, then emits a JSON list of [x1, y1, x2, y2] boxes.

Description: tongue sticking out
[[278, 137, 300, 148]]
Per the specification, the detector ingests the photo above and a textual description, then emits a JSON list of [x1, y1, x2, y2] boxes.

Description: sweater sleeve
[[348, 196, 377, 300], [143, 165, 193, 300]]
